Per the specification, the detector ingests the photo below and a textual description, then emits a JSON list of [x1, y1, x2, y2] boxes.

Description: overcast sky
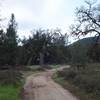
[[1, 0, 85, 39]]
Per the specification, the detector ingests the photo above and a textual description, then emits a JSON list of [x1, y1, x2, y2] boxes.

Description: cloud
[[42, 0, 62, 19], [1, 0, 85, 39]]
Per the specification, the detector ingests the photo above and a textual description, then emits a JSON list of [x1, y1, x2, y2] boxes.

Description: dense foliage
[[19, 29, 71, 65], [0, 15, 71, 66], [0, 14, 18, 66]]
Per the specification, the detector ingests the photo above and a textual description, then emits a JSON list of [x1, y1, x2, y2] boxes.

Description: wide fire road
[[23, 68, 79, 100]]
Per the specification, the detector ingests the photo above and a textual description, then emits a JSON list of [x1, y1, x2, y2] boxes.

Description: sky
[[1, 0, 85, 40]]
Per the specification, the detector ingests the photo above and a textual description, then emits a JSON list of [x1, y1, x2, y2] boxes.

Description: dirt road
[[22, 68, 79, 100]]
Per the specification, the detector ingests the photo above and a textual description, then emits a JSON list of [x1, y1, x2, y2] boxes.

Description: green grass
[[50, 65, 61, 68], [29, 65, 61, 69], [0, 84, 22, 100]]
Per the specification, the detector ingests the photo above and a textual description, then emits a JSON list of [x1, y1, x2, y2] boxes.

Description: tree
[[21, 29, 70, 66], [5, 13, 18, 65], [70, 41, 89, 66], [0, 14, 22, 85], [0, 29, 6, 65], [21, 29, 52, 65], [48, 29, 70, 64], [70, 0, 100, 40], [70, 0, 100, 62], [87, 39, 100, 62]]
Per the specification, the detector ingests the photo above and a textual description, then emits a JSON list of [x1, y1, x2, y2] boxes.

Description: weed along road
[[23, 68, 79, 100]]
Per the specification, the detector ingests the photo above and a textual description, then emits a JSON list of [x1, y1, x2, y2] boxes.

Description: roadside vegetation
[[53, 63, 100, 100], [53, 1, 100, 100], [0, 83, 23, 100]]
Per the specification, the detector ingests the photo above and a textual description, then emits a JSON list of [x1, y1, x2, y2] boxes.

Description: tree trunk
[[27, 56, 33, 65], [40, 52, 44, 67]]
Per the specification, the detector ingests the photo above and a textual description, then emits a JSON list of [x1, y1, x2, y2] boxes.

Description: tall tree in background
[[0, 29, 6, 65], [21, 29, 52, 66], [20, 29, 70, 66], [48, 29, 70, 64], [5, 13, 18, 65]]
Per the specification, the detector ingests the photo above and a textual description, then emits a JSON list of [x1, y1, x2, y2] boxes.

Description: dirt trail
[[23, 67, 79, 100]]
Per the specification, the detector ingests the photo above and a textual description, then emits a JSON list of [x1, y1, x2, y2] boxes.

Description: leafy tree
[[87, 41, 100, 62], [70, 41, 89, 65], [0, 14, 22, 85], [21, 29, 70, 66], [0, 29, 6, 65], [48, 29, 70, 64], [5, 13, 18, 65]]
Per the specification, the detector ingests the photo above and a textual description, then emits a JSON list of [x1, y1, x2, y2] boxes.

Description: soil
[[22, 66, 79, 100]]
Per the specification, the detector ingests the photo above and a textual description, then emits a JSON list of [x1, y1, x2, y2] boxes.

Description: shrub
[[73, 74, 100, 92], [57, 65, 100, 93], [57, 68, 77, 80], [0, 68, 22, 85]]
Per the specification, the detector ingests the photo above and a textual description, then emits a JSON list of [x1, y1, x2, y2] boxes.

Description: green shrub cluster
[[57, 65, 100, 93]]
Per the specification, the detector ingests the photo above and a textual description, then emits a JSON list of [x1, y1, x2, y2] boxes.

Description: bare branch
[[70, 0, 100, 42]]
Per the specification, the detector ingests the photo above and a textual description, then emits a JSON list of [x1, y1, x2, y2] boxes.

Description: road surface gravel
[[23, 67, 79, 100]]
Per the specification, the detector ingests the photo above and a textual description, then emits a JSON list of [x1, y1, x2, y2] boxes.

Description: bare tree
[[70, 0, 100, 42]]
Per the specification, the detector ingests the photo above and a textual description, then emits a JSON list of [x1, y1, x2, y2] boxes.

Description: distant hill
[[72, 36, 100, 46], [69, 36, 100, 63]]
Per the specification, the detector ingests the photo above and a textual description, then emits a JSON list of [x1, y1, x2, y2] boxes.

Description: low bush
[[57, 68, 77, 79], [57, 64, 100, 93], [0, 68, 22, 85], [73, 74, 100, 92]]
